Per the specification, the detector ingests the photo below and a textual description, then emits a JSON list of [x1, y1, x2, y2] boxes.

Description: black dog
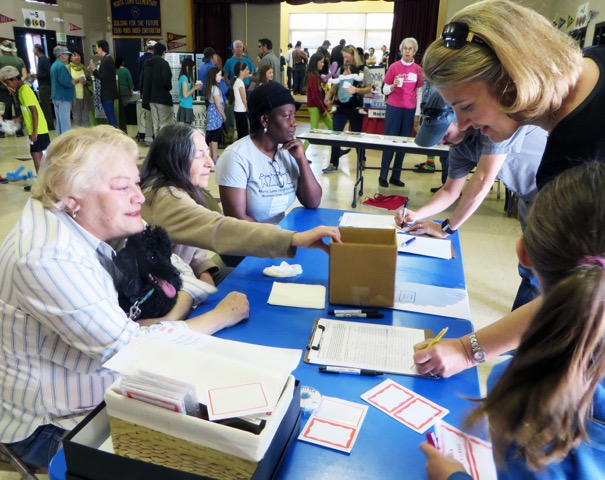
[[114, 226, 182, 321]]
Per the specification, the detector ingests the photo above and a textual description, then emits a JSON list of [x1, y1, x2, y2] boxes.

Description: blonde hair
[[422, 0, 582, 124], [468, 163, 605, 470], [32, 126, 139, 211], [342, 45, 363, 68]]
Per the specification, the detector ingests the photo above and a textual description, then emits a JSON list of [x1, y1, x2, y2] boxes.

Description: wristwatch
[[468, 333, 486, 363], [441, 219, 457, 236]]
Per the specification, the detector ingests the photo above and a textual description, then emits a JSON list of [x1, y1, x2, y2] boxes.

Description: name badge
[[269, 195, 289, 216]]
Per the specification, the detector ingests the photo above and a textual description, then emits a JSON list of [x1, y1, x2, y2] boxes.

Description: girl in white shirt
[[233, 62, 249, 139]]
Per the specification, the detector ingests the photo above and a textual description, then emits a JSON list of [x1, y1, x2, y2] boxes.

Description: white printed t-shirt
[[215, 136, 300, 224]]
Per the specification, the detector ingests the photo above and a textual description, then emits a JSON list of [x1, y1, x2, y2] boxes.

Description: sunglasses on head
[[442, 22, 488, 50]]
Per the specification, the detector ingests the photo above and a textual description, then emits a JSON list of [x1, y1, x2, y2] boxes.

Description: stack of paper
[[339, 213, 453, 260], [104, 328, 301, 421], [434, 421, 497, 479]]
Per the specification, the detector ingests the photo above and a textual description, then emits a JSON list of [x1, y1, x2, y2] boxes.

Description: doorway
[[13, 27, 57, 74]]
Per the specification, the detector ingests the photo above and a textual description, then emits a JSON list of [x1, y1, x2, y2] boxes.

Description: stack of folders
[[104, 330, 302, 435]]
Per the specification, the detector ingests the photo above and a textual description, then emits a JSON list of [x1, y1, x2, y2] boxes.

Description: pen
[[328, 309, 379, 315], [319, 366, 384, 376], [334, 313, 384, 319], [426, 431, 440, 449], [401, 237, 416, 247], [403, 197, 409, 222], [427, 327, 449, 348]]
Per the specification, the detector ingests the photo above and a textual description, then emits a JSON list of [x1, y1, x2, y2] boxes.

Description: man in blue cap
[[50, 45, 76, 135], [399, 90, 547, 310]]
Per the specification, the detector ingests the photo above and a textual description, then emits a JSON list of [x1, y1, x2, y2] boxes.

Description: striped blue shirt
[[0, 198, 211, 442]]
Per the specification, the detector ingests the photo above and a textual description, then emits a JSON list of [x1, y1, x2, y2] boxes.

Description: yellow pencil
[[427, 327, 448, 348]]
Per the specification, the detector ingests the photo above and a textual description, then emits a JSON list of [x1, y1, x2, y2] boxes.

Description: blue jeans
[[101, 99, 118, 128], [379, 105, 416, 182], [6, 424, 66, 468], [53, 100, 72, 136], [512, 264, 540, 310]]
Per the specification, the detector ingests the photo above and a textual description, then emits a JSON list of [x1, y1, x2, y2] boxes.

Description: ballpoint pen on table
[[328, 309, 379, 315], [319, 366, 383, 376], [401, 237, 416, 247], [427, 327, 449, 348]]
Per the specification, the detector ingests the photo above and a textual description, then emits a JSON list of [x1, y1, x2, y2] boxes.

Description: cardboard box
[[329, 227, 397, 307], [63, 381, 301, 480]]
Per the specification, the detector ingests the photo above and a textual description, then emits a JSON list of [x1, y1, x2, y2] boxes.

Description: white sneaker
[[330, 106, 337, 113], [358, 108, 367, 115], [322, 164, 338, 174]]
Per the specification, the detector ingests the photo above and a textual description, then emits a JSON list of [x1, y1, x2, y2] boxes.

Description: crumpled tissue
[[262, 261, 303, 278]]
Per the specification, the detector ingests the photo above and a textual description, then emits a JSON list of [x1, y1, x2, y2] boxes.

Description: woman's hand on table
[[213, 292, 250, 327], [408, 220, 448, 238], [186, 291, 249, 334], [413, 338, 473, 378], [420, 442, 467, 480], [292, 226, 341, 254]]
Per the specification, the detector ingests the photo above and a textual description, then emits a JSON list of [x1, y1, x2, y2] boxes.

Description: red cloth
[[362, 194, 408, 210]]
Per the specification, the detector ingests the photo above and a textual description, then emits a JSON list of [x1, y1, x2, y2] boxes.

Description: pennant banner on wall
[[69, 23, 82, 31], [0, 14, 16, 24], [567, 15, 575, 27], [168, 41, 186, 51], [167, 32, 185, 42]]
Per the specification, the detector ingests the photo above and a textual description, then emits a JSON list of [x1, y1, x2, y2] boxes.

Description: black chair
[[0, 443, 40, 479]]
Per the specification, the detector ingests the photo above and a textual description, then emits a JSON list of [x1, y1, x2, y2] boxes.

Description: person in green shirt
[[0, 65, 50, 178], [116, 57, 134, 133]]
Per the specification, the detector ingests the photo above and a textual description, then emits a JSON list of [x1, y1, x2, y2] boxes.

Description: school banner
[[111, 0, 161, 37]]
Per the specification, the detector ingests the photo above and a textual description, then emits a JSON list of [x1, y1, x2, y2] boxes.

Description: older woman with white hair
[[0, 126, 249, 468], [378, 37, 424, 188]]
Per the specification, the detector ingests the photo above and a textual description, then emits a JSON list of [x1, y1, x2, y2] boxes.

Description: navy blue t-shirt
[[537, 46, 605, 189]]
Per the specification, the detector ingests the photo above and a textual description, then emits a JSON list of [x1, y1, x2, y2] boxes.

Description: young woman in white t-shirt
[[233, 62, 249, 139]]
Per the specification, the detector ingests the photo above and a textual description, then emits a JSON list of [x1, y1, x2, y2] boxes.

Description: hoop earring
[[71, 207, 79, 219]]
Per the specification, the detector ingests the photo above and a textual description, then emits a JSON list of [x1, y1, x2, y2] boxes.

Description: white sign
[[575, 2, 590, 29], [22, 9, 47, 29]]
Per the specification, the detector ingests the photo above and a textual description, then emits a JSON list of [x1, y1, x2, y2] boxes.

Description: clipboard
[[305, 318, 435, 378]]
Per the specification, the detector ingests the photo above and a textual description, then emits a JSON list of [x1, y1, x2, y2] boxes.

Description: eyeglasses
[[269, 160, 285, 188], [442, 22, 488, 50]]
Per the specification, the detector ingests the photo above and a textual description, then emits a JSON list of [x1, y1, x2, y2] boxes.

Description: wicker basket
[[105, 376, 295, 480], [109, 416, 256, 479]]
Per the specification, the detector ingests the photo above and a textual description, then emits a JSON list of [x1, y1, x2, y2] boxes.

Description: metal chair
[[0, 443, 39, 480]]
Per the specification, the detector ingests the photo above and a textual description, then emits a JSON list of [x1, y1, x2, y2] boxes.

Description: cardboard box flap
[[329, 228, 397, 307]]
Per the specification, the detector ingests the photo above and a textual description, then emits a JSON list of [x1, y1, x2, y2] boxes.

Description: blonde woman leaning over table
[[413, 0, 605, 380], [0, 126, 249, 469]]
